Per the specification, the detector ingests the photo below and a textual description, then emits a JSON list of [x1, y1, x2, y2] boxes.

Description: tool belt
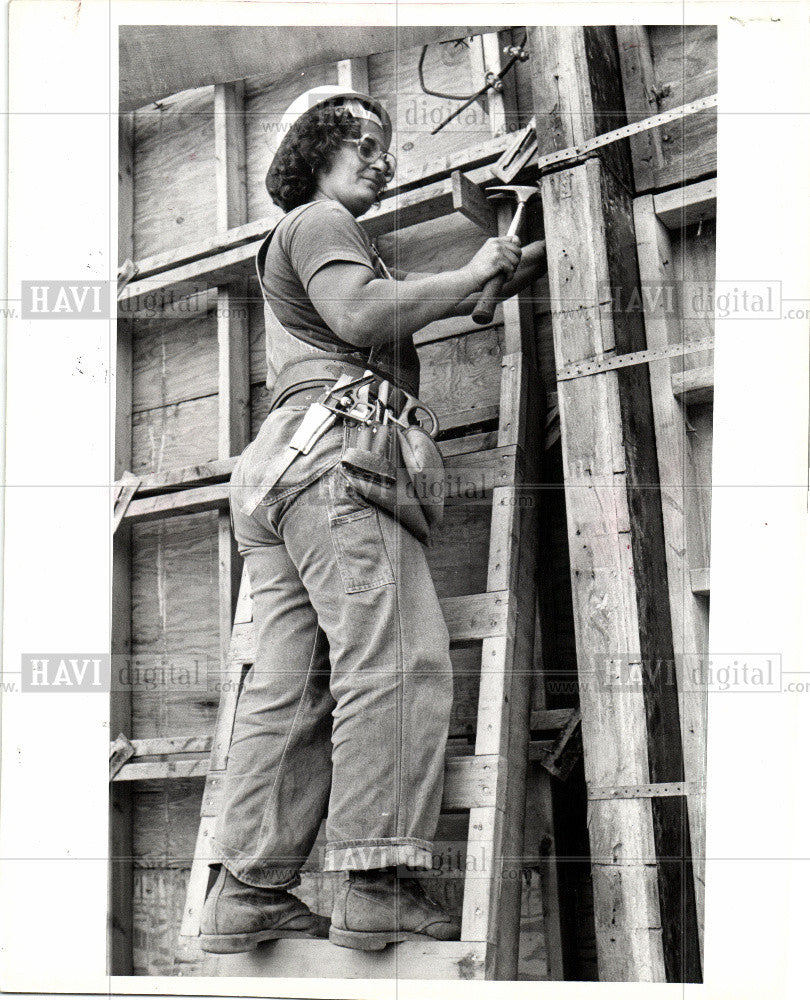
[[266, 358, 445, 546]]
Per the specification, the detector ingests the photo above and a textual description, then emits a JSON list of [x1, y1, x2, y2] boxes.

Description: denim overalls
[[214, 202, 454, 886]]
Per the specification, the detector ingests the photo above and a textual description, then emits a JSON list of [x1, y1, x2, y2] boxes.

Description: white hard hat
[[268, 86, 392, 164]]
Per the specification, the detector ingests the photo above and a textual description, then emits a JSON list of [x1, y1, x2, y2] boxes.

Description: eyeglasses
[[341, 134, 397, 183]]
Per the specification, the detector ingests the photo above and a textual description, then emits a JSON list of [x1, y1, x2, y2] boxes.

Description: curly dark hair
[[266, 105, 387, 212]]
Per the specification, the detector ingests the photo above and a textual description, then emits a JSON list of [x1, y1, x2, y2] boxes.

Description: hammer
[[472, 184, 539, 326]]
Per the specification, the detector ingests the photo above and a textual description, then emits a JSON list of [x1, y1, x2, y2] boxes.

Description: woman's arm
[[306, 237, 522, 347]]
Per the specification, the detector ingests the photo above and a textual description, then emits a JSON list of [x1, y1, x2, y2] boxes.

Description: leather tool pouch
[[340, 418, 445, 546]]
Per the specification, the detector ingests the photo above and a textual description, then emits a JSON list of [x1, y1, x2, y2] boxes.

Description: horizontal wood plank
[[672, 365, 714, 404], [206, 937, 488, 979], [116, 752, 505, 812], [653, 177, 717, 230]]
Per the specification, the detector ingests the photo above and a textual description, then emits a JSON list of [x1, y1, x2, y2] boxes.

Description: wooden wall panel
[[130, 512, 220, 740], [132, 311, 219, 411], [250, 316, 505, 436], [134, 867, 206, 975], [651, 25, 717, 113], [133, 87, 217, 258], [132, 779, 206, 976], [132, 396, 219, 473], [377, 212, 484, 275], [449, 642, 482, 736]]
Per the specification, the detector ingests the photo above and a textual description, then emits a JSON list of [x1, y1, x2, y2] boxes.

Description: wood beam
[[118, 113, 135, 265], [528, 26, 701, 983], [653, 178, 717, 230], [634, 194, 710, 964], [461, 37, 546, 978], [672, 366, 714, 405], [214, 82, 247, 232], [122, 445, 520, 523], [337, 56, 369, 94], [109, 319, 134, 974], [214, 79, 250, 692], [615, 26, 664, 193]]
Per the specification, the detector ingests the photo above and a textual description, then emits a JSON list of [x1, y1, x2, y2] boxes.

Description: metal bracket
[[588, 781, 703, 800], [556, 337, 715, 382]]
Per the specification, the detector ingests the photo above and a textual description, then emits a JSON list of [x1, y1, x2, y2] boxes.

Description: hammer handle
[[471, 202, 526, 326]]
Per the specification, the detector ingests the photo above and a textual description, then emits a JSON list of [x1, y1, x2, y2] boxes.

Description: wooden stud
[[118, 113, 135, 266], [214, 82, 247, 233], [481, 33, 509, 137], [633, 193, 710, 967], [615, 26, 664, 193], [459, 36, 545, 974], [109, 316, 134, 974], [216, 283, 250, 460], [214, 76, 250, 691], [337, 56, 369, 94]]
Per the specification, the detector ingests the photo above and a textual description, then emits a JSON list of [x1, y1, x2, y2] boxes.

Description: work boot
[[199, 865, 330, 953], [329, 867, 461, 951]]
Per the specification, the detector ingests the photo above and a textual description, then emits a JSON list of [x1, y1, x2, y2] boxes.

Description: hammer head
[[485, 184, 539, 206]]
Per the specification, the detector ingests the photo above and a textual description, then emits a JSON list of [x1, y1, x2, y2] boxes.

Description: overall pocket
[[329, 502, 396, 594]]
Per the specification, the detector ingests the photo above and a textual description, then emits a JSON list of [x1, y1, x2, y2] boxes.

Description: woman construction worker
[[199, 87, 547, 954]]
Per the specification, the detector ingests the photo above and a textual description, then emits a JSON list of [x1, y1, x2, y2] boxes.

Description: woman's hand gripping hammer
[[472, 185, 540, 326]]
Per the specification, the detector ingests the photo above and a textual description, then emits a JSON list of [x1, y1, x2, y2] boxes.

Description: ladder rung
[[114, 753, 506, 811], [229, 591, 511, 661], [203, 937, 488, 980]]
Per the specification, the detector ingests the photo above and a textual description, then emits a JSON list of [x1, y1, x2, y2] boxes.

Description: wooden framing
[[633, 186, 714, 966], [616, 25, 717, 193], [615, 26, 664, 192], [528, 26, 701, 982], [109, 323, 134, 975], [109, 109, 136, 974], [214, 81, 250, 684]]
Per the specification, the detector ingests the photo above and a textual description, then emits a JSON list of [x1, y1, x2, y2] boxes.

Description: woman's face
[[313, 120, 389, 217]]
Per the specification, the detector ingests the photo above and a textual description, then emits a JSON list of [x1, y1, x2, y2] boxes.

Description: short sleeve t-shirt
[[260, 199, 420, 393]]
